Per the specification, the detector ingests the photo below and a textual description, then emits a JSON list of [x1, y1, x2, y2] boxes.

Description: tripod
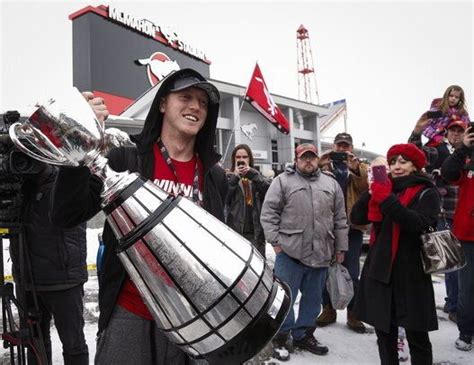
[[1, 223, 48, 364]]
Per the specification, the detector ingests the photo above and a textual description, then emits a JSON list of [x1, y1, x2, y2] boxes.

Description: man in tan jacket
[[316, 133, 369, 333]]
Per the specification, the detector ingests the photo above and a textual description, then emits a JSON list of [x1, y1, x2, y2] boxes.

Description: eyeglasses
[[298, 154, 318, 161]]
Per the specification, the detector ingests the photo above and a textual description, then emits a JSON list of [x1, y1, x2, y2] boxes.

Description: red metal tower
[[296, 24, 319, 104]]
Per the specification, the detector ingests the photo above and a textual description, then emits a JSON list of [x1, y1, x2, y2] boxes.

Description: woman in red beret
[[350, 143, 441, 364]]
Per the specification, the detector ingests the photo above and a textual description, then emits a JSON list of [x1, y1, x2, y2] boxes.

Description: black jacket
[[51, 70, 227, 333], [351, 174, 440, 333], [11, 165, 87, 290], [225, 168, 270, 249]]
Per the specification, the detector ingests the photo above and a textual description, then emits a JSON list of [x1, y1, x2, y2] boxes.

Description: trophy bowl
[[9, 87, 104, 167]]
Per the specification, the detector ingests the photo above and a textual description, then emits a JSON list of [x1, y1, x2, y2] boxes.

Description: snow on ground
[[2, 231, 473, 364]]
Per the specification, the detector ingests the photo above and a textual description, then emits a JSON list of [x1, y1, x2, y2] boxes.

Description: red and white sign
[[135, 52, 180, 86], [244, 64, 290, 134]]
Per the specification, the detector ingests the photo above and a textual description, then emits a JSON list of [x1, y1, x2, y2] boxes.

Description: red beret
[[386, 143, 427, 170]]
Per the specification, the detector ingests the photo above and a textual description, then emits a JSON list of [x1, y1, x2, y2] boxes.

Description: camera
[[237, 161, 245, 167], [426, 111, 443, 119], [0, 111, 45, 224], [329, 151, 348, 162]]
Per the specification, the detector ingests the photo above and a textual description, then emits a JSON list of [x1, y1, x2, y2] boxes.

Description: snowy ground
[[2, 227, 473, 364]]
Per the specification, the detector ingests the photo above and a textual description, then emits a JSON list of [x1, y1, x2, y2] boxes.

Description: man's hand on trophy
[[82, 91, 109, 124]]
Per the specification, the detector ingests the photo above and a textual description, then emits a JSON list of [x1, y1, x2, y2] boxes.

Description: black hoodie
[[51, 69, 228, 334]]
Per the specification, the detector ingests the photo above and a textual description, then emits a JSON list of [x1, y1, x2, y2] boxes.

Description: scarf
[[368, 174, 431, 282], [241, 177, 253, 206]]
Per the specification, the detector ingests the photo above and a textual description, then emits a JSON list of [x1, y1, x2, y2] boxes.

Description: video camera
[[0, 111, 44, 225]]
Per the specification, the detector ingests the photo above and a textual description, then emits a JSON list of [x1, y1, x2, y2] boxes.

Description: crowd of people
[[11, 70, 474, 365]]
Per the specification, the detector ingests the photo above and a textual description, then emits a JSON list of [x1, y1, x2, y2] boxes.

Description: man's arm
[[50, 92, 109, 227], [441, 127, 474, 182], [225, 171, 240, 205], [245, 168, 271, 197], [260, 177, 285, 247], [349, 160, 369, 194], [441, 146, 469, 183], [333, 183, 349, 255], [408, 113, 430, 148], [50, 166, 103, 228]]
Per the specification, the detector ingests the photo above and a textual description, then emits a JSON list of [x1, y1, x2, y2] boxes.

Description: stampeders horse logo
[[134, 52, 180, 86], [241, 123, 258, 140]]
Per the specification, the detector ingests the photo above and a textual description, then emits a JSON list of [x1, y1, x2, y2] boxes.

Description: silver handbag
[[420, 228, 466, 274]]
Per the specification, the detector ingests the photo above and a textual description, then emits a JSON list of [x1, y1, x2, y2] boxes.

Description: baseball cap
[[168, 70, 220, 104], [446, 120, 467, 131], [295, 143, 318, 158], [334, 132, 353, 145]]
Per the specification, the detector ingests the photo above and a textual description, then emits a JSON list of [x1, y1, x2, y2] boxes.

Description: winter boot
[[293, 335, 329, 356], [316, 305, 336, 327], [347, 310, 366, 334], [271, 332, 293, 361], [455, 334, 472, 351]]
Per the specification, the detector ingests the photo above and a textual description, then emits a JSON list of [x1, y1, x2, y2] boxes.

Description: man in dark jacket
[[51, 69, 227, 364], [10, 163, 88, 364], [442, 125, 474, 351], [226, 144, 271, 257], [409, 119, 467, 322]]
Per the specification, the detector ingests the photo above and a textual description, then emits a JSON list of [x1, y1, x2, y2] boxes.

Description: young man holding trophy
[[50, 69, 228, 364]]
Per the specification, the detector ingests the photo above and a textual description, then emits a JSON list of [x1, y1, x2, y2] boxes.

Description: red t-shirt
[[116, 143, 203, 319]]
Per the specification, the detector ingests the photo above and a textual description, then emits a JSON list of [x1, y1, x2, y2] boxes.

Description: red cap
[[446, 120, 467, 131], [295, 143, 318, 158]]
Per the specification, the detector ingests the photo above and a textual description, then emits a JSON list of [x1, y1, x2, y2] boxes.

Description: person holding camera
[[409, 118, 468, 323], [225, 144, 271, 257], [9, 162, 89, 365], [350, 143, 440, 364], [415, 85, 470, 147], [316, 132, 369, 334], [441, 123, 474, 351]]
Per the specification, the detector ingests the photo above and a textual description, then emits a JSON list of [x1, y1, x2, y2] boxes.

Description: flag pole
[[221, 63, 257, 163], [221, 98, 246, 163]]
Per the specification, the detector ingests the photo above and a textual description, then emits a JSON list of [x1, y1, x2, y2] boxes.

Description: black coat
[[351, 174, 440, 333], [225, 168, 270, 250], [11, 165, 87, 290], [51, 70, 227, 333]]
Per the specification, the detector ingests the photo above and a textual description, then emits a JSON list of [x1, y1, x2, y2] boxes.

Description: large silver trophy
[[9, 88, 291, 364]]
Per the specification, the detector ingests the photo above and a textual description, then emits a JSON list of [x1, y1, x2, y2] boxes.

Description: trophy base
[[199, 279, 291, 365]]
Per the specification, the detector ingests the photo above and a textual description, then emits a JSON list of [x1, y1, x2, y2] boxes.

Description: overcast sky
[[1, 0, 472, 154]]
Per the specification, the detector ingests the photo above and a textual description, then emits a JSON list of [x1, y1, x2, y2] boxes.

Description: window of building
[[271, 139, 278, 163]]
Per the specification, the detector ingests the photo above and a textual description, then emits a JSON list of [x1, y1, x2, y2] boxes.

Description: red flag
[[244, 63, 290, 134]]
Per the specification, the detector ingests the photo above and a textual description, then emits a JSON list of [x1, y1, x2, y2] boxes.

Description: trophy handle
[[9, 122, 78, 166]]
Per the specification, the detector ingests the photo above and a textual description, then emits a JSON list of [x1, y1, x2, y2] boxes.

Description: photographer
[[441, 123, 474, 352], [226, 144, 271, 257], [316, 133, 369, 334], [9, 161, 88, 364], [409, 118, 468, 322]]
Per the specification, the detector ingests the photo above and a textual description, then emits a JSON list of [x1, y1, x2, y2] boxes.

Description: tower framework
[[297, 24, 319, 104]]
